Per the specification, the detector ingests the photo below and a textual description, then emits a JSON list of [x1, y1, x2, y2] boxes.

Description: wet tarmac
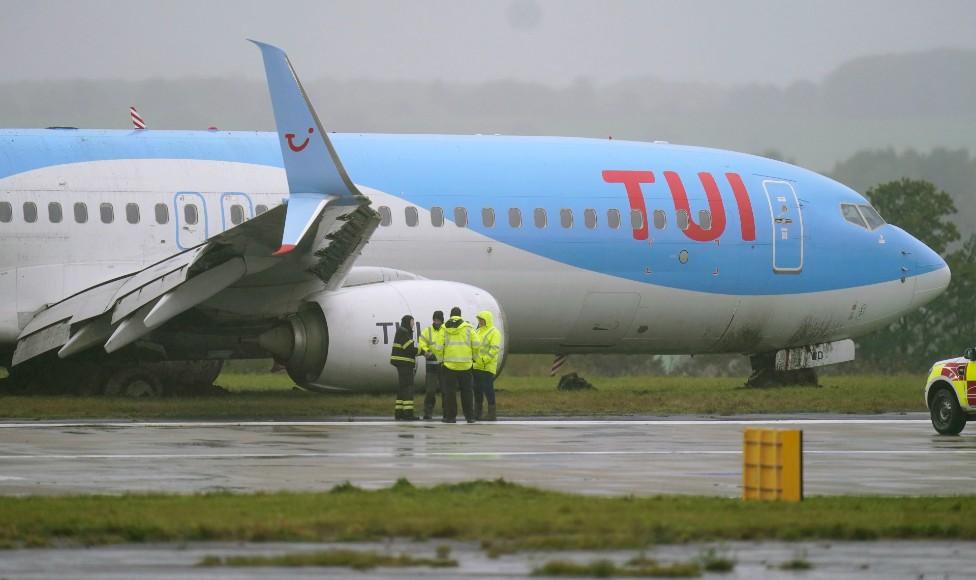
[[1, 414, 974, 496], [0, 539, 972, 579]]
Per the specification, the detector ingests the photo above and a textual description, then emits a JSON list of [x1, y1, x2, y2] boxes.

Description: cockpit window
[[858, 205, 886, 230], [841, 203, 867, 228]]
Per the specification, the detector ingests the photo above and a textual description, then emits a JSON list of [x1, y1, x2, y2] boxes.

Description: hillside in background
[[0, 49, 974, 171]]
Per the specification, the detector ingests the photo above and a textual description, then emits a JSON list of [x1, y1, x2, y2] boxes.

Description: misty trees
[[855, 179, 976, 371]]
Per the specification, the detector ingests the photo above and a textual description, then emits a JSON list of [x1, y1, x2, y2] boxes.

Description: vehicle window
[[99, 203, 114, 224], [74, 202, 88, 223], [378, 205, 392, 226], [607, 208, 621, 229], [533, 208, 547, 228], [676, 209, 689, 230], [405, 206, 419, 227], [584, 208, 597, 229], [841, 203, 866, 228], [653, 209, 666, 229], [859, 205, 886, 230], [430, 206, 444, 227], [230, 204, 245, 225], [0, 201, 11, 223], [560, 208, 573, 228], [699, 209, 711, 231], [255, 204, 268, 216], [454, 207, 468, 228], [482, 208, 495, 228], [155, 203, 169, 224], [48, 202, 62, 223], [629, 208, 643, 231], [183, 203, 197, 226], [126, 203, 140, 224], [23, 202, 37, 223], [508, 208, 522, 228]]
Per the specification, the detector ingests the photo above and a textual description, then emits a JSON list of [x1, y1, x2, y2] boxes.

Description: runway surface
[[1, 414, 974, 496]]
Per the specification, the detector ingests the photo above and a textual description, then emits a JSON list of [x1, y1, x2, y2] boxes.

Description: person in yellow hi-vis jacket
[[438, 306, 480, 423], [417, 310, 445, 420], [473, 310, 502, 421]]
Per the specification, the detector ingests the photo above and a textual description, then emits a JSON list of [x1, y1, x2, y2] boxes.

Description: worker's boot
[[484, 404, 497, 421], [474, 399, 483, 421], [422, 404, 433, 421]]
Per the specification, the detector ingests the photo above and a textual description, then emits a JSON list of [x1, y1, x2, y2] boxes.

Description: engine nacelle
[[260, 280, 505, 392]]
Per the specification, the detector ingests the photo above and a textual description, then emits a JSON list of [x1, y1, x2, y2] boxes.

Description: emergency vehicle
[[924, 349, 976, 434]]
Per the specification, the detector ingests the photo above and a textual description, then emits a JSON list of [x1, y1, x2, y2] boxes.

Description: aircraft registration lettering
[[603, 170, 756, 243]]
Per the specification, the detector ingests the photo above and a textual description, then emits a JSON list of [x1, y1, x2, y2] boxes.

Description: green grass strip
[[0, 479, 972, 550], [0, 374, 927, 419]]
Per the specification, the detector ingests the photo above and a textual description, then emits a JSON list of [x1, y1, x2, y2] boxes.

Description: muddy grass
[[0, 374, 925, 419]]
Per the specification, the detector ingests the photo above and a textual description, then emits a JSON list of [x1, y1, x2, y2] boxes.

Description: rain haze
[[2, 0, 976, 175]]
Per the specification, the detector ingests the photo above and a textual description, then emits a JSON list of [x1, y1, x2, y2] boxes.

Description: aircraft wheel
[[930, 387, 967, 435], [103, 368, 164, 398]]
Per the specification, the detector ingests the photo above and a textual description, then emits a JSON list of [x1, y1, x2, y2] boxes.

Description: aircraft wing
[[12, 42, 380, 367]]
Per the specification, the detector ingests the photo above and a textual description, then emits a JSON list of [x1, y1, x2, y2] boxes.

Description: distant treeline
[[1, 48, 975, 169]]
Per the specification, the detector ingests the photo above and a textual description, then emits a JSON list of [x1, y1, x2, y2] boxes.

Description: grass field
[[0, 373, 925, 419], [0, 479, 972, 550]]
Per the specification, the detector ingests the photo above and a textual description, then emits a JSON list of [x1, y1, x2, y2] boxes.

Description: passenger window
[[841, 203, 866, 228], [405, 206, 419, 227], [607, 208, 621, 229], [508, 208, 522, 228], [859, 205, 886, 230], [533, 208, 547, 229], [0, 201, 11, 223], [676, 209, 689, 230], [653, 209, 666, 229], [454, 207, 468, 228], [48, 202, 62, 223], [74, 202, 88, 223], [23, 202, 37, 223], [230, 204, 245, 225], [155, 203, 169, 224], [629, 209, 643, 231], [584, 208, 597, 229], [560, 208, 573, 228], [430, 206, 444, 227], [183, 204, 198, 226], [255, 204, 269, 216], [100, 203, 114, 224], [378, 205, 392, 226], [482, 208, 495, 228], [126, 203, 140, 224], [699, 209, 711, 231]]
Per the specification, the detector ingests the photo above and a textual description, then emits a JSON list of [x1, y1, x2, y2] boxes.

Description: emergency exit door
[[763, 180, 803, 273]]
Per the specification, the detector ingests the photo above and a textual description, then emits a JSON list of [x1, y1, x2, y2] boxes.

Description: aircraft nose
[[911, 239, 951, 308]]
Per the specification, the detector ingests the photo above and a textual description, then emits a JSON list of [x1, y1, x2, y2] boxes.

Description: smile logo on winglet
[[285, 127, 314, 152]]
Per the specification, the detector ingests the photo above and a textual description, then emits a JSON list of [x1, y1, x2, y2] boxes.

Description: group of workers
[[390, 306, 502, 423]]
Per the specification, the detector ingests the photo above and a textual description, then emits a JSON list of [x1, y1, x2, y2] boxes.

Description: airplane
[[0, 41, 951, 396]]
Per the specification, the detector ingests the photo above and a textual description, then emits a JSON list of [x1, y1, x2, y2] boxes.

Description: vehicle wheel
[[103, 368, 164, 398], [930, 387, 967, 435]]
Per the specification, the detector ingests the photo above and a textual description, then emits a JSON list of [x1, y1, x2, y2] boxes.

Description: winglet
[[250, 40, 363, 255]]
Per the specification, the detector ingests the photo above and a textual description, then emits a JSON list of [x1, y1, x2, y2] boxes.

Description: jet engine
[[258, 280, 505, 392]]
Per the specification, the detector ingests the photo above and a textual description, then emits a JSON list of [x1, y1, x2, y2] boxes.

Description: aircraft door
[[763, 180, 803, 273], [174, 192, 208, 250], [220, 192, 254, 231], [563, 292, 640, 347]]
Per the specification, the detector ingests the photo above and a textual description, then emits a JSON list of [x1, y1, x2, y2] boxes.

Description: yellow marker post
[[742, 428, 803, 502]]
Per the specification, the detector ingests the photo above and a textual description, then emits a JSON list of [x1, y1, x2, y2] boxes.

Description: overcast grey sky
[[2, 0, 975, 86]]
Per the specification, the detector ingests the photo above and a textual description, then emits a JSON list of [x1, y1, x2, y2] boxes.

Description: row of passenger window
[[377, 206, 714, 231], [0, 201, 271, 226]]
